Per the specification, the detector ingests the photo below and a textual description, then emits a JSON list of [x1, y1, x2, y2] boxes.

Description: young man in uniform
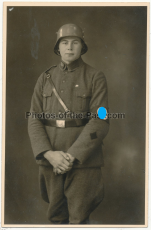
[[28, 24, 109, 224]]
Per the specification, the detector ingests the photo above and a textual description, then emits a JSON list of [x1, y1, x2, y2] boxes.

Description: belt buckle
[[56, 120, 65, 128]]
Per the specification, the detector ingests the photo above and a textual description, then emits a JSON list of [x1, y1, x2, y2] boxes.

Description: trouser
[[39, 165, 104, 224]]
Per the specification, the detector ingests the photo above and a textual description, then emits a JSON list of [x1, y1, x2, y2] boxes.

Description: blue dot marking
[[98, 107, 107, 119]]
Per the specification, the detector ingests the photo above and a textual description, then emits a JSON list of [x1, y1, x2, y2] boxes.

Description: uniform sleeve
[[67, 71, 109, 164], [28, 73, 52, 159]]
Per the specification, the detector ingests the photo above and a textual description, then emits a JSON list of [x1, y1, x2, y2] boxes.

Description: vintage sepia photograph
[[2, 2, 149, 227]]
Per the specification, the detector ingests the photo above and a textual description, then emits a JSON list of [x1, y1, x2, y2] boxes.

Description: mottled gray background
[[5, 6, 147, 224]]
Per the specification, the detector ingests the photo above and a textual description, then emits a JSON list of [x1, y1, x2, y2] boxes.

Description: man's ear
[[57, 49, 60, 55], [81, 40, 85, 54]]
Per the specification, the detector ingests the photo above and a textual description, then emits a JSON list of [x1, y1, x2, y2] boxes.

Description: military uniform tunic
[[28, 57, 109, 167]]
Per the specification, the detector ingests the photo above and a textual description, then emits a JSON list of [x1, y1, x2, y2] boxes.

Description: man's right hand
[[44, 150, 72, 171]]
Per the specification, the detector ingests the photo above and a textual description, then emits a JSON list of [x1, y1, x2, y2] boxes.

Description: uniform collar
[[59, 57, 83, 71]]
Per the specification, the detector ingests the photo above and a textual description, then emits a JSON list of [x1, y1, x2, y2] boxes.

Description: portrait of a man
[[3, 3, 148, 227]]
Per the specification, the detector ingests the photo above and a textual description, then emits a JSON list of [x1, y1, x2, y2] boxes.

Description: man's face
[[58, 37, 82, 64]]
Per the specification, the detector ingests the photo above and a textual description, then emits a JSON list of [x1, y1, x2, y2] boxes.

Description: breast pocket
[[42, 84, 53, 112], [77, 92, 91, 111]]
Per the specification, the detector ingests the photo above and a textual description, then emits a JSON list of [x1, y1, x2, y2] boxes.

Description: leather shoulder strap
[[45, 65, 57, 74], [45, 66, 70, 113]]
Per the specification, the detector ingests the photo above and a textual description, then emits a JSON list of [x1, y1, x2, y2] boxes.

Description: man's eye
[[74, 42, 78, 44], [62, 42, 67, 44]]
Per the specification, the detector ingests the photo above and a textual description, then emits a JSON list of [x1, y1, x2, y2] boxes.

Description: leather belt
[[43, 118, 89, 128]]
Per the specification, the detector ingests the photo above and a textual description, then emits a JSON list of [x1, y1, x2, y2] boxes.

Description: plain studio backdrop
[[5, 6, 147, 225]]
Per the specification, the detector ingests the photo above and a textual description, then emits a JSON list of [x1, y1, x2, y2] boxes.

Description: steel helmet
[[54, 23, 88, 56]]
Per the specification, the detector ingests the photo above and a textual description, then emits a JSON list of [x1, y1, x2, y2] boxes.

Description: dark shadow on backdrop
[[5, 6, 147, 224]]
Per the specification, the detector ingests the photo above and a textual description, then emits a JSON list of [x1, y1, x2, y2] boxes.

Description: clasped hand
[[44, 150, 75, 175]]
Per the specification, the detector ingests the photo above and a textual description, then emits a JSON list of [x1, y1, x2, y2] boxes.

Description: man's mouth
[[66, 53, 74, 56]]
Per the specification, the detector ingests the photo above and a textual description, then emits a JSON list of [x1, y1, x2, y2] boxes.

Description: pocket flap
[[77, 91, 91, 98]]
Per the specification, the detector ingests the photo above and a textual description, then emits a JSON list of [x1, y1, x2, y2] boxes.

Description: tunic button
[[63, 80, 65, 83], [46, 74, 50, 78], [61, 90, 63, 93], [75, 84, 79, 87], [43, 93, 46, 97]]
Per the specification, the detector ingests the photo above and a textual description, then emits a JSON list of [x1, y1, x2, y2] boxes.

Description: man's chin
[[64, 57, 76, 63]]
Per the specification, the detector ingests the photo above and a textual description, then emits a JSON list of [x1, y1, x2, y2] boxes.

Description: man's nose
[[67, 42, 73, 50]]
